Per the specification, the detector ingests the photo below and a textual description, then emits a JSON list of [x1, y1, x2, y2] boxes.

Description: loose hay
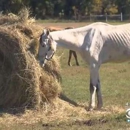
[[0, 98, 125, 125], [0, 13, 19, 25], [0, 10, 61, 109], [0, 7, 35, 26]]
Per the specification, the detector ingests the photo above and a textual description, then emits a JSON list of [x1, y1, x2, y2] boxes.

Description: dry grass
[[0, 98, 125, 126]]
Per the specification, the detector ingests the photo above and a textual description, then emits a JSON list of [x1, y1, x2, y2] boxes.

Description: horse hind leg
[[73, 51, 79, 66], [68, 50, 73, 66]]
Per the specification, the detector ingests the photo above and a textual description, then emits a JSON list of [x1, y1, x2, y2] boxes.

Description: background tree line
[[0, 0, 130, 19]]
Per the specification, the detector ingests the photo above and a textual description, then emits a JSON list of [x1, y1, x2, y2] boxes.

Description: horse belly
[[100, 44, 130, 63]]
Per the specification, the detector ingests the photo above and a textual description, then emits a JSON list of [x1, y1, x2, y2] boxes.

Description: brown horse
[[47, 26, 79, 66]]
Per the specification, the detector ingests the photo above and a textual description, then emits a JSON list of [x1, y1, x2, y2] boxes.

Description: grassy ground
[[37, 20, 128, 28], [1, 21, 130, 130]]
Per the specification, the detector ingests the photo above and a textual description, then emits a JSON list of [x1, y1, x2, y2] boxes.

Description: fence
[[72, 13, 130, 22]]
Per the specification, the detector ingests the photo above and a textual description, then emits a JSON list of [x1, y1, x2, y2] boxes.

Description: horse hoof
[[86, 107, 95, 111], [76, 63, 79, 66], [68, 63, 72, 66]]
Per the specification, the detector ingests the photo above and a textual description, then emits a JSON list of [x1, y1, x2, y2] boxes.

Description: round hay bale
[[0, 25, 61, 109], [0, 14, 19, 25], [0, 7, 35, 26], [43, 57, 62, 82]]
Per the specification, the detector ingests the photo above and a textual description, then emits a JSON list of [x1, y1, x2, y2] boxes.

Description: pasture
[[1, 21, 130, 130]]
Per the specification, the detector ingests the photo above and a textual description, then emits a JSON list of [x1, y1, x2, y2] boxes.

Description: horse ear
[[43, 28, 50, 36]]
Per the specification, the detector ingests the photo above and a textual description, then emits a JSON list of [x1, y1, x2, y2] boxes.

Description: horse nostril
[[41, 43, 45, 47]]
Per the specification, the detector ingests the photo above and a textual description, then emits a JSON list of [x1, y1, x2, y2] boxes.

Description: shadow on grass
[[59, 92, 79, 107], [0, 107, 26, 116]]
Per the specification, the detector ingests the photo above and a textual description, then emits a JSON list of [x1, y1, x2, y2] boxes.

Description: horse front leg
[[88, 63, 103, 110]]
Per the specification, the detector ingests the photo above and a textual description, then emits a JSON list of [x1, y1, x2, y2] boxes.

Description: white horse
[[38, 22, 130, 110]]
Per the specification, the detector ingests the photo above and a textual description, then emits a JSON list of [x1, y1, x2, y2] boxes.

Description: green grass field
[[1, 21, 130, 130]]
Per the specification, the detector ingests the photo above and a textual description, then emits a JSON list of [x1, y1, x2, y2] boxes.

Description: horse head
[[38, 28, 56, 67]]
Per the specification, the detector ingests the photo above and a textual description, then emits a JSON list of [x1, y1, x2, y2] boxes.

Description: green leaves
[[0, 0, 130, 18]]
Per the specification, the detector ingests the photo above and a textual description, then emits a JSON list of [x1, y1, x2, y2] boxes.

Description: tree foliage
[[0, 0, 129, 19]]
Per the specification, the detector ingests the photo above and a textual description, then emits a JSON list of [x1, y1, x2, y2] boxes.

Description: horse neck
[[50, 29, 85, 51]]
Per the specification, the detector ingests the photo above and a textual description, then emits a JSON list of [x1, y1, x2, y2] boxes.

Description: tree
[[115, 0, 130, 14], [0, 0, 129, 19], [88, 0, 118, 15], [91, 0, 102, 14]]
